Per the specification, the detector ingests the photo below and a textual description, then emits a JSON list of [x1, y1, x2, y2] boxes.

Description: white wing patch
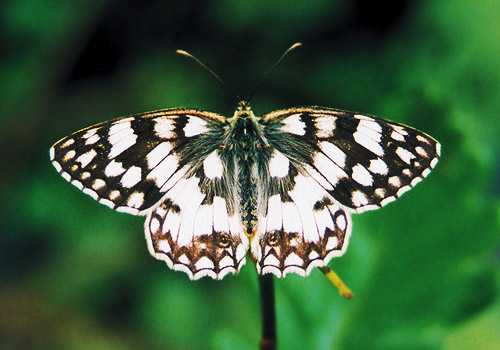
[[154, 119, 175, 139], [146, 153, 179, 188], [75, 150, 97, 168], [183, 115, 208, 137], [312, 152, 347, 186], [120, 166, 142, 188], [319, 141, 346, 168], [203, 151, 224, 179], [314, 115, 336, 137], [105, 160, 126, 177], [268, 150, 290, 178], [280, 113, 306, 135]]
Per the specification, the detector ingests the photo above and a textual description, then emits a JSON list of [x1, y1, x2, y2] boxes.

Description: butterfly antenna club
[[247, 42, 303, 102], [176, 49, 225, 87]]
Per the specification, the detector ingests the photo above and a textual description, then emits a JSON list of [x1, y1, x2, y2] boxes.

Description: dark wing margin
[[261, 107, 441, 213], [49, 108, 227, 215]]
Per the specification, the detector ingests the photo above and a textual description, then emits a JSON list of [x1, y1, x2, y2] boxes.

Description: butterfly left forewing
[[262, 107, 441, 213], [50, 109, 226, 215], [251, 149, 352, 278]]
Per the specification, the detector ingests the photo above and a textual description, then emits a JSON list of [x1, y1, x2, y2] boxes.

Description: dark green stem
[[259, 274, 276, 350]]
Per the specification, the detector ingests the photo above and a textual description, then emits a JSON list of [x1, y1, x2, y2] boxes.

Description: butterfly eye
[[266, 231, 282, 246], [217, 233, 232, 248]]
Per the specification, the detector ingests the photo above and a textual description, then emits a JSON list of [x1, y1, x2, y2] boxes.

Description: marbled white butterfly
[[49, 100, 440, 280]]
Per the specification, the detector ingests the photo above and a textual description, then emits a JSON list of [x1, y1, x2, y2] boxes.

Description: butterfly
[[49, 101, 440, 280]]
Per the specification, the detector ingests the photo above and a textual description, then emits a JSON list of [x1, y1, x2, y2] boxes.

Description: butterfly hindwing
[[251, 151, 352, 277], [145, 163, 248, 280], [262, 107, 441, 212], [50, 109, 226, 215]]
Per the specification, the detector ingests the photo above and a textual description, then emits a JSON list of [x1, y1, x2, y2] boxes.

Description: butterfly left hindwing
[[145, 164, 248, 280]]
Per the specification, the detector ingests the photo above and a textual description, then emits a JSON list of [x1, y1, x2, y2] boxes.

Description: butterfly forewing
[[50, 109, 226, 215], [262, 107, 441, 213]]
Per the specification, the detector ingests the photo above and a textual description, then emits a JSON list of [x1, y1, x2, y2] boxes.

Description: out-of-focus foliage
[[0, 1, 498, 349]]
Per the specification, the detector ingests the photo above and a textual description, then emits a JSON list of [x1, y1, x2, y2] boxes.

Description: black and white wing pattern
[[50, 103, 440, 280], [251, 149, 352, 277], [250, 107, 440, 278], [50, 109, 227, 215], [262, 107, 441, 213], [50, 109, 248, 280], [145, 159, 248, 280]]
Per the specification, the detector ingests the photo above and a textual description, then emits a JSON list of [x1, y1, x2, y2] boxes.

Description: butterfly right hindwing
[[251, 149, 352, 277]]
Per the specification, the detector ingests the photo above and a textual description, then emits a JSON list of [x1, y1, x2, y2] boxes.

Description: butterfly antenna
[[176, 49, 224, 87], [247, 42, 303, 102]]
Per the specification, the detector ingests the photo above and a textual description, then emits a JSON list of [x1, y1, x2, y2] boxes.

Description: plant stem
[[259, 274, 276, 350], [319, 266, 353, 299]]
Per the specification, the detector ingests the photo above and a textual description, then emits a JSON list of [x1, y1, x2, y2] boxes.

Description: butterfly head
[[236, 100, 252, 113], [229, 100, 256, 124]]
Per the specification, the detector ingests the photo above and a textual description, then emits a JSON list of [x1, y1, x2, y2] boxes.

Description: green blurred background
[[1, 1, 499, 349]]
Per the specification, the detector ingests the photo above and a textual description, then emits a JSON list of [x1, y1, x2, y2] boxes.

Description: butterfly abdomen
[[229, 117, 265, 237]]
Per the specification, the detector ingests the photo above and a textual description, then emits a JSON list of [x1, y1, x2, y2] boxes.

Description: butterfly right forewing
[[262, 107, 441, 213]]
